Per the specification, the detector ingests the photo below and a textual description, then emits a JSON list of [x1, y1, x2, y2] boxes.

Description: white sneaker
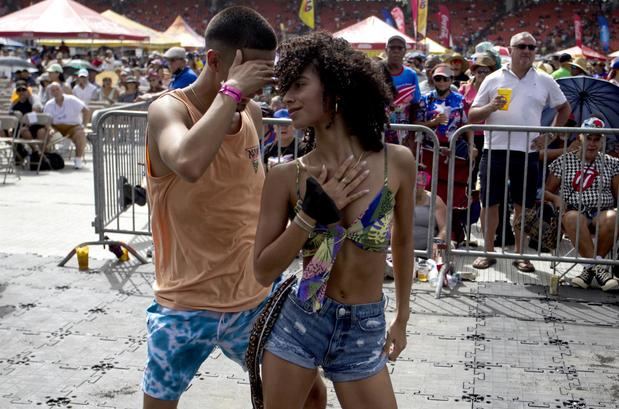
[[74, 158, 83, 169]]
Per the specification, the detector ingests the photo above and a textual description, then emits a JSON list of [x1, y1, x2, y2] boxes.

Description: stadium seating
[[4, 0, 618, 54]]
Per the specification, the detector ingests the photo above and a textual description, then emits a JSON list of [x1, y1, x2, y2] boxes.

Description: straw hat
[[445, 53, 469, 71], [534, 61, 554, 75], [95, 70, 119, 87], [569, 57, 590, 75]]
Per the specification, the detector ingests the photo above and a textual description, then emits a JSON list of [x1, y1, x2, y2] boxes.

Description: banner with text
[[299, 0, 315, 29], [437, 5, 451, 48], [391, 6, 406, 33], [574, 14, 582, 48], [598, 15, 610, 53], [417, 0, 428, 38]]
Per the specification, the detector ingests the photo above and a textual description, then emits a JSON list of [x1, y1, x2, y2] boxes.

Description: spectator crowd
[[1, 1, 618, 291]]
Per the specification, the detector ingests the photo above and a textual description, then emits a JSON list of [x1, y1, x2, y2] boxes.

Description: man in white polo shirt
[[469, 32, 571, 273], [44, 82, 90, 169], [72, 69, 99, 105]]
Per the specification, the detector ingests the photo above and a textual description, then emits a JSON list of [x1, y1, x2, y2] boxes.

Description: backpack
[[30, 152, 64, 171]]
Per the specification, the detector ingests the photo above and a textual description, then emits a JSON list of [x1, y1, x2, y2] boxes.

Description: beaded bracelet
[[218, 83, 243, 104]]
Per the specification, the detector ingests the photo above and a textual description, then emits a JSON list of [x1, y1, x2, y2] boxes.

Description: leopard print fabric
[[246, 275, 297, 409], [512, 204, 559, 250]]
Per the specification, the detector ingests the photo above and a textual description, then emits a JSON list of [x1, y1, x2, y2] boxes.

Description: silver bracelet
[[296, 212, 316, 230], [293, 216, 314, 233]]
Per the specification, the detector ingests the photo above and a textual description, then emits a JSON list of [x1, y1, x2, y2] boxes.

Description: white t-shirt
[[471, 65, 567, 152], [44, 95, 86, 126], [72, 82, 99, 105]]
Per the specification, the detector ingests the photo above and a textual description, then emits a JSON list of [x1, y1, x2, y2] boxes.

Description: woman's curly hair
[[275, 31, 393, 152]]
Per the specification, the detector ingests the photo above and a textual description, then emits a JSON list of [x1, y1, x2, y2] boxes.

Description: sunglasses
[[16, 88, 27, 92], [475, 69, 491, 75], [514, 44, 536, 51], [433, 75, 451, 82]]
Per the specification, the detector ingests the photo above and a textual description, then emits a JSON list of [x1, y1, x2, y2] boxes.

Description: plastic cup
[[119, 247, 130, 262], [76, 246, 89, 270], [497, 88, 512, 111]]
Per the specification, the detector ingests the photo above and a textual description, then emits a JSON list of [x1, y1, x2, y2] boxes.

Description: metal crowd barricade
[[59, 103, 150, 266], [260, 120, 442, 260], [391, 124, 442, 261], [437, 124, 619, 298], [60, 114, 443, 271]]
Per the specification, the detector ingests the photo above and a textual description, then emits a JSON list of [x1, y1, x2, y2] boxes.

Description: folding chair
[[20, 112, 54, 174], [0, 114, 21, 183]]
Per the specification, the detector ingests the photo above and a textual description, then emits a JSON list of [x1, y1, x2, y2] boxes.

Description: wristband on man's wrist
[[218, 83, 243, 104]]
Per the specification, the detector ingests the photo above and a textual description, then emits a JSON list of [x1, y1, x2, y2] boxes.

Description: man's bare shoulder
[[246, 100, 263, 124], [147, 92, 190, 129]]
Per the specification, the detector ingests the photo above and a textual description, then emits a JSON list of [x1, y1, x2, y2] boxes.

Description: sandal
[[512, 260, 535, 273], [473, 257, 497, 269]]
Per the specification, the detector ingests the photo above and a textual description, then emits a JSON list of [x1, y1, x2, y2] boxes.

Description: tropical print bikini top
[[293, 148, 395, 311]]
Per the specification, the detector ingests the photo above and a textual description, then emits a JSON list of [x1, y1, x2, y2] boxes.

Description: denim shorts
[[142, 297, 268, 401], [264, 289, 388, 383]]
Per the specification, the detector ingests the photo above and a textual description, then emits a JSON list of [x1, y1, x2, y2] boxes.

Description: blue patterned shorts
[[142, 298, 267, 401]]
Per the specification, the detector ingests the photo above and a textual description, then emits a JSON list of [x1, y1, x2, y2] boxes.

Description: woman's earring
[[335, 101, 339, 113]]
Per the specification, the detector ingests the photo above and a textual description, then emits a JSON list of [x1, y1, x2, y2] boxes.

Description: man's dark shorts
[[479, 150, 538, 208]]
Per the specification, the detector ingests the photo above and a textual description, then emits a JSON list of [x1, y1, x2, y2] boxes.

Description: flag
[[417, 0, 429, 38], [574, 14, 582, 48], [299, 0, 315, 29], [437, 5, 450, 48], [598, 16, 610, 53], [391, 7, 406, 34], [411, 0, 418, 39], [382, 8, 396, 28]]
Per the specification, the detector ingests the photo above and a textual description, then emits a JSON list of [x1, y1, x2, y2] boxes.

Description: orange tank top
[[146, 89, 268, 311]]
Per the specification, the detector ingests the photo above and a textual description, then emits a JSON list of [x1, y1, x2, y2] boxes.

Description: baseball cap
[[15, 80, 27, 90], [558, 53, 572, 63], [163, 47, 186, 60], [432, 63, 454, 78], [273, 109, 289, 119], [46, 63, 63, 73], [386, 35, 407, 47], [581, 117, 605, 129], [77, 68, 88, 77], [611, 59, 619, 70]]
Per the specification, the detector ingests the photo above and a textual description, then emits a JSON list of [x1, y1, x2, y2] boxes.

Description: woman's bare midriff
[[303, 241, 386, 305]]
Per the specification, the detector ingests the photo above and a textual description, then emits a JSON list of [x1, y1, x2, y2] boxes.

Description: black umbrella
[[542, 76, 619, 128], [0, 56, 35, 69]]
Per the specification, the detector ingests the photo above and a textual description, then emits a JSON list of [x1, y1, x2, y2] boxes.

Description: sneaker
[[593, 265, 619, 292], [74, 157, 83, 169], [572, 266, 595, 289]]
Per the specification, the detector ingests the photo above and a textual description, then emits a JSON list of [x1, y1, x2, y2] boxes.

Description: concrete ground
[[1, 156, 618, 409]]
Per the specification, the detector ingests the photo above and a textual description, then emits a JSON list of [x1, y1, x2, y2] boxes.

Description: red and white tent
[[162, 16, 203, 49], [555, 45, 608, 61], [0, 0, 147, 40], [333, 16, 415, 51]]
